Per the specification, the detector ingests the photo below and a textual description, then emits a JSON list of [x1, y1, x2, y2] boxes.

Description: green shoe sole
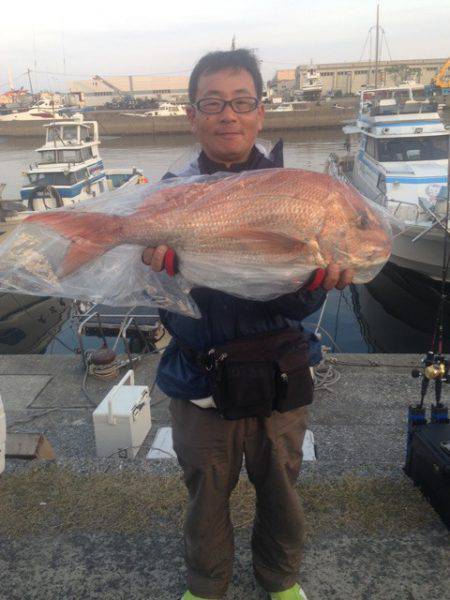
[[269, 582, 309, 600]]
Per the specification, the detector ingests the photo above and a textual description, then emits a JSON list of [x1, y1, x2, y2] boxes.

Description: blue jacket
[[156, 141, 327, 400]]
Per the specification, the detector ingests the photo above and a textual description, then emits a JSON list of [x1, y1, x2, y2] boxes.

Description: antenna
[[7, 67, 13, 91], [32, 26, 37, 93], [61, 19, 67, 75], [374, 3, 380, 87], [27, 68, 34, 96]]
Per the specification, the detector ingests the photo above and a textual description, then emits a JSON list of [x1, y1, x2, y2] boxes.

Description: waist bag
[[180, 328, 314, 420]]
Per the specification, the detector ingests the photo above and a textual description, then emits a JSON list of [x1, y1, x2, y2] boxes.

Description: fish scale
[[18, 167, 392, 285]]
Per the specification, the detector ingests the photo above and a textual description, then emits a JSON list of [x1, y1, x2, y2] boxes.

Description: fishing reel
[[412, 351, 449, 385], [410, 351, 450, 424], [411, 350, 450, 384]]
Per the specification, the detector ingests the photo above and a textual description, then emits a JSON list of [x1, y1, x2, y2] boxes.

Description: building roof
[[70, 75, 189, 94], [296, 57, 448, 70]]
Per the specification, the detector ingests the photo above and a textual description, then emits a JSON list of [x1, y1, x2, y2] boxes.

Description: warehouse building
[[69, 75, 189, 107], [269, 58, 446, 97]]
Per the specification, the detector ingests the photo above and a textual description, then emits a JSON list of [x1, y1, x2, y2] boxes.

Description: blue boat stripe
[[385, 176, 448, 184], [21, 173, 106, 200], [56, 173, 106, 196]]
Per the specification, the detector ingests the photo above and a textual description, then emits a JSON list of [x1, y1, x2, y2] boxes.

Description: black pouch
[[197, 328, 313, 420]]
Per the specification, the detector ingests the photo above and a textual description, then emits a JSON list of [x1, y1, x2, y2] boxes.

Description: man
[[143, 49, 353, 600]]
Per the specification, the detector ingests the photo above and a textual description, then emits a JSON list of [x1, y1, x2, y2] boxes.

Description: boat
[[0, 94, 66, 122], [328, 83, 449, 280], [0, 115, 146, 216], [350, 261, 450, 354], [300, 65, 323, 101], [0, 292, 70, 354], [121, 102, 186, 118], [266, 101, 310, 112]]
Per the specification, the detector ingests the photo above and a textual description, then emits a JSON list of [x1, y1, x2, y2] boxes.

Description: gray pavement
[[0, 353, 449, 600]]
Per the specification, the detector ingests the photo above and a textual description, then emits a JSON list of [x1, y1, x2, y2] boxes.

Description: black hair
[[188, 49, 263, 103]]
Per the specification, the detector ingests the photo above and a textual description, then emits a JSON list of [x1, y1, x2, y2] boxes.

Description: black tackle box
[[405, 423, 450, 529]]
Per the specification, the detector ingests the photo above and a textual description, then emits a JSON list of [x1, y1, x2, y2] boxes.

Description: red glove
[[163, 248, 178, 277], [304, 268, 326, 291]]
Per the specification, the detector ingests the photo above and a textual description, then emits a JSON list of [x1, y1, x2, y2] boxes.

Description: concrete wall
[[0, 100, 359, 138]]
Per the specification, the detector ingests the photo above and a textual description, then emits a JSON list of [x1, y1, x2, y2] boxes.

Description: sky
[[0, 0, 449, 93]]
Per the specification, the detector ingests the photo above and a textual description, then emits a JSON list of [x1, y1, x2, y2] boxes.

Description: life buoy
[[28, 185, 63, 211]]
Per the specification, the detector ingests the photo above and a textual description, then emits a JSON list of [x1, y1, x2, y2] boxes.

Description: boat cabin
[[20, 118, 108, 209], [360, 86, 436, 117], [345, 84, 449, 217]]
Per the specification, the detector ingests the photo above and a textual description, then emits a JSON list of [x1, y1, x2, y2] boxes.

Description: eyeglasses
[[194, 96, 259, 114]]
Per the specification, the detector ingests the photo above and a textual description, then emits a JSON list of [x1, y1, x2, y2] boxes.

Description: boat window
[[27, 173, 47, 185], [74, 168, 89, 182], [412, 89, 427, 101], [81, 147, 93, 160], [58, 149, 81, 163], [28, 172, 72, 185], [80, 127, 90, 141], [365, 137, 377, 158], [46, 127, 60, 142], [62, 126, 78, 142], [377, 136, 448, 162], [38, 150, 57, 164]]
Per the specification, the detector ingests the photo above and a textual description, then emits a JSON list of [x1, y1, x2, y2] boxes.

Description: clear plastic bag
[[0, 168, 393, 318]]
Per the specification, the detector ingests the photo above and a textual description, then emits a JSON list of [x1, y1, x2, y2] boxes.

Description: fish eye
[[356, 211, 369, 229]]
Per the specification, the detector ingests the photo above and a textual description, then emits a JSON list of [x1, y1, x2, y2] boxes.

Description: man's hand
[[142, 245, 170, 272], [321, 263, 354, 291]]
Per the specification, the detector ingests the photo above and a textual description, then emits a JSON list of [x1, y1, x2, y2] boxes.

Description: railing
[[362, 102, 438, 117]]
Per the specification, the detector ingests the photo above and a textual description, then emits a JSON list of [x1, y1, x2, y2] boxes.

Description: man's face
[[186, 68, 265, 166]]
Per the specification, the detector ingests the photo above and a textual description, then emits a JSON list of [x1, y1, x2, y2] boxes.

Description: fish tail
[[25, 210, 125, 277]]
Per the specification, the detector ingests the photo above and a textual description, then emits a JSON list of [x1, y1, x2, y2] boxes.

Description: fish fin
[[220, 230, 307, 255], [25, 211, 124, 277]]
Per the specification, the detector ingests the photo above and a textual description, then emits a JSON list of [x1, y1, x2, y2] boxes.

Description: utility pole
[[27, 68, 34, 95], [231, 35, 236, 51], [374, 3, 380, 88]]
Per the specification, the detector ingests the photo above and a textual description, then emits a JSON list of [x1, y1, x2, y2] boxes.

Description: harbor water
[[0, 129, 449, 356]]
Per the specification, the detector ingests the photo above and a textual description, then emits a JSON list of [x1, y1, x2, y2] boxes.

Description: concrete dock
[[0, 352, 449, 599], [0, 100, 358, 137]]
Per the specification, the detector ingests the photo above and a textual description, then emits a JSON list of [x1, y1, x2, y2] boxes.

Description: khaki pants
[[170, 399, 308, 599]]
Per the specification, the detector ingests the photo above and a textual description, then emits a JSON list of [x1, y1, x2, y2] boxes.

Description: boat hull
[[329, 152, 449, 281], [388, 225, 447, 280]]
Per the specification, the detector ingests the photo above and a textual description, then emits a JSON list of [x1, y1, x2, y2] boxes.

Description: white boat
[[266, 101, 310, 112], [121, 102, 186, 118], [328, 84, 449, 280], [300, 65, 323, 101], [0, 95, 66, 122], [0, 292, 70, 354], [3, 115, 146, 214]]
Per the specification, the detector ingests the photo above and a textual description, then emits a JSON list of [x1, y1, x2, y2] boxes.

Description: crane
[[431, 59, 450, 95]]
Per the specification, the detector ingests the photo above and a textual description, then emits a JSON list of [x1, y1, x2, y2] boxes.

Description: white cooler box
[[93, 370, 151, 458], [0, 394, 5, 474]]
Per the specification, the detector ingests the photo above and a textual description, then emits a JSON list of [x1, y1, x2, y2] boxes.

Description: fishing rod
[[404, 133, 450, 530], [409, 133, 450, 424]]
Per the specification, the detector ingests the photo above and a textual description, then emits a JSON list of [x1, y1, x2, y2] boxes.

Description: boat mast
[[27, 68, 34, 96], [374, 3, 380, 88]]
